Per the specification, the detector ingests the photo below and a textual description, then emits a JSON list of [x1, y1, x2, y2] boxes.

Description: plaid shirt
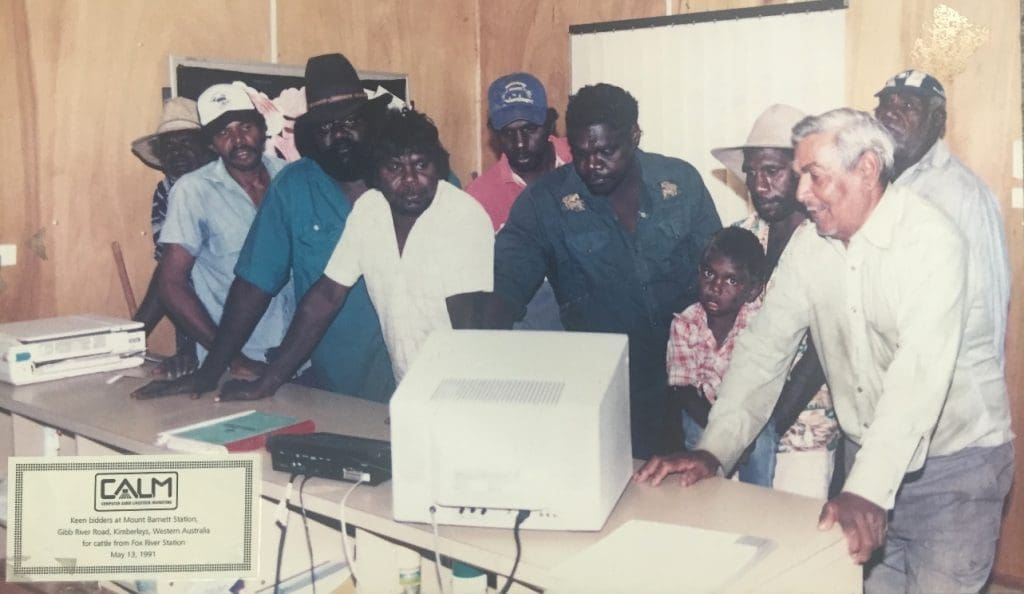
[[666, 300, 762, 403]]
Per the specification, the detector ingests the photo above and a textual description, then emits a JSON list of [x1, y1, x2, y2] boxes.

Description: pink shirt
[[466, 136, 573, 231], [666, 300, 762, 403]]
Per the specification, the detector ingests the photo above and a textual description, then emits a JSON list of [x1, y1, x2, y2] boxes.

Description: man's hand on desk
[[215, 378, 276, 402], [632, 450, 721, 487], [130, 372, 219, 400], [150, 350, 199, 380], [818, 492, 887, 564]]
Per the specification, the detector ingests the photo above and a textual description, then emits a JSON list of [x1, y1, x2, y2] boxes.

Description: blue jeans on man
[[682, 410, 778, 487]]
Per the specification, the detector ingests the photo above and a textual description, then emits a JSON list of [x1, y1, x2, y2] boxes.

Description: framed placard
[[6, 454, 260, 582]]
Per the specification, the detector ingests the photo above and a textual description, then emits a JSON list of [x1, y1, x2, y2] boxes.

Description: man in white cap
[[130, 97, 214, 378], [133, 54, 397, 402], [710, 104, 839, 498], [874, 69, 1010, 366], [132, 83, 294, 398]]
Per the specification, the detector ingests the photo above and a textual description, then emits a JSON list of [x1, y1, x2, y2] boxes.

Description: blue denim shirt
[[160, 155, 294, 364], [494, 150, 721, 457]]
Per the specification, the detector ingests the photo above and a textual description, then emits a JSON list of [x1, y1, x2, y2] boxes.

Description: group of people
[[127, 51, 1013, 593]]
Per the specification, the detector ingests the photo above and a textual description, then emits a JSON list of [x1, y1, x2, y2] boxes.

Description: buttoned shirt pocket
[[296, 219, 343, 273]]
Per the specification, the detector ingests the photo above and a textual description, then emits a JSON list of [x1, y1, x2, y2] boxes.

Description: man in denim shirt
[[486, 83, 721, 458]]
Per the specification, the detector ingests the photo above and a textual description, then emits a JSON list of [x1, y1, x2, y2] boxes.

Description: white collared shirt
[[893, 139, 1011, 367], [698, 186, 1013, 509], [323, 180, 494, 382]]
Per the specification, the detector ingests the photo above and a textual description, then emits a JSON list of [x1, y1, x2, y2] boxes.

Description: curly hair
[[702, 227, 768, 287], [369, 108, 451, 182], [565, 83, 639, 137]]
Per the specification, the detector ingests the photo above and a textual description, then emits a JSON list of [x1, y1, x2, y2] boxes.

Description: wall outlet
[[0, 244, 15, 267]]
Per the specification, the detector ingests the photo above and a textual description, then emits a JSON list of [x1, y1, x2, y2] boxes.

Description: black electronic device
[[266, 432, 392, 486]]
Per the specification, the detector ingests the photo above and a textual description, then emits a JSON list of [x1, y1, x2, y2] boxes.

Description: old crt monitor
[[390, 330, 632, 531]]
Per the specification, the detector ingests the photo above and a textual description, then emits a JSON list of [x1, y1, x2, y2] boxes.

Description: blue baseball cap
[[875, 69, 946, 101], [488, 73, 549, 130]]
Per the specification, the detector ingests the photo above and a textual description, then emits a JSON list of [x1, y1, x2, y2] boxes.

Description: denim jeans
[[844, 438, 1015, 594], [682, 410, 778, 487]]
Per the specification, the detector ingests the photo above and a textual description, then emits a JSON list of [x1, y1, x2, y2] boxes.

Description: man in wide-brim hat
[[129, 97, 214, 379], [715, 104, 839, 502], [133, 53, 399, 405]]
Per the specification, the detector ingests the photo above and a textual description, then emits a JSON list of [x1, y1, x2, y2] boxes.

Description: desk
[[0, 369, 860, 593]]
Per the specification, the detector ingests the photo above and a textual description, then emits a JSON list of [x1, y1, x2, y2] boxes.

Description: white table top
[[0, 369, 860, 592]]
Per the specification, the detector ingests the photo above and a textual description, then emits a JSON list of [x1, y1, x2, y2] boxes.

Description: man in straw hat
[[130, 97, 214, 379], [133, 53, 397, 402], [132, 83, 294, 399], [711, 104, 838, 499], [637, 107, 1013, 593]]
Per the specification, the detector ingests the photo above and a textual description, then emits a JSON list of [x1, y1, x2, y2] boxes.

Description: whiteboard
[[572, 7, 846, 224]]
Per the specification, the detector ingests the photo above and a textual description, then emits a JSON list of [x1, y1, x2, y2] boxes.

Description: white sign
[[6, 454, 260, 582]]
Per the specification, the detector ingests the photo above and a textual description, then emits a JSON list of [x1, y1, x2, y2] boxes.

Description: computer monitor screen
[[390, 330, 632, 531]]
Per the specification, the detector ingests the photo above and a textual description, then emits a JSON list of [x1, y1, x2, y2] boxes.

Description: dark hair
[[565, 83, 639, 137], [702, 227, 768, 286], [370, 108, 451, 182], [202, 110, 266, 142]]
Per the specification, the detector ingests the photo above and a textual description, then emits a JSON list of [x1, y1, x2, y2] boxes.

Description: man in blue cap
[[467, 73, 572, 330]]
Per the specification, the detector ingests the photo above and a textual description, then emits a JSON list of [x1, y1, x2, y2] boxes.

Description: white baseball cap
[[196, 83, 258, 128]]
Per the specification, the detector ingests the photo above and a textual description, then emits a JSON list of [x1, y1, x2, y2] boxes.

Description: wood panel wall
[[0, 0, 50, 322], [1, 0, 1022, 583], [275, 0, 480, 185]]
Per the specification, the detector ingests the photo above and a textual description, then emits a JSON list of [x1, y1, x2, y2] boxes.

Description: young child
[[665, 227, 778, 486]]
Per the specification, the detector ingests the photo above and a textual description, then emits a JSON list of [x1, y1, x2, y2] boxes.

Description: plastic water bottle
[[396, 546, 421, 594]]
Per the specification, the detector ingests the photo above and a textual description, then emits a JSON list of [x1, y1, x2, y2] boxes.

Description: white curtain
[[571, 9, 846, 225]]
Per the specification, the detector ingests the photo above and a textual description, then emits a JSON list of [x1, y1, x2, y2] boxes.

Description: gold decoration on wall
[[910, 4, 989, 83]]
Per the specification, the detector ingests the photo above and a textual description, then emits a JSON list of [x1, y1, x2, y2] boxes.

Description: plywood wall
[[2, 0, 273, 354], [275, 0, 480, 184], [0, 0, 50, 322]]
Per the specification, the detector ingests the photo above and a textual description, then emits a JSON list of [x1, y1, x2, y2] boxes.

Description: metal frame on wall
[[569, 0, 847, 35]]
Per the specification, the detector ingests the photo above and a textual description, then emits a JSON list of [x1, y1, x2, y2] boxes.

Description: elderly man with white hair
[[636, 108, 1014, 594]]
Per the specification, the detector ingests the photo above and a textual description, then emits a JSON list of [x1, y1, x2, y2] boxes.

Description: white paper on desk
[[6, 454, 260, 582], [548, 520, 774, 594]]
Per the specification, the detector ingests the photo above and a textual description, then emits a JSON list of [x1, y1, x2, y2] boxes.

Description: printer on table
[[0, 314, 145, 385]]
